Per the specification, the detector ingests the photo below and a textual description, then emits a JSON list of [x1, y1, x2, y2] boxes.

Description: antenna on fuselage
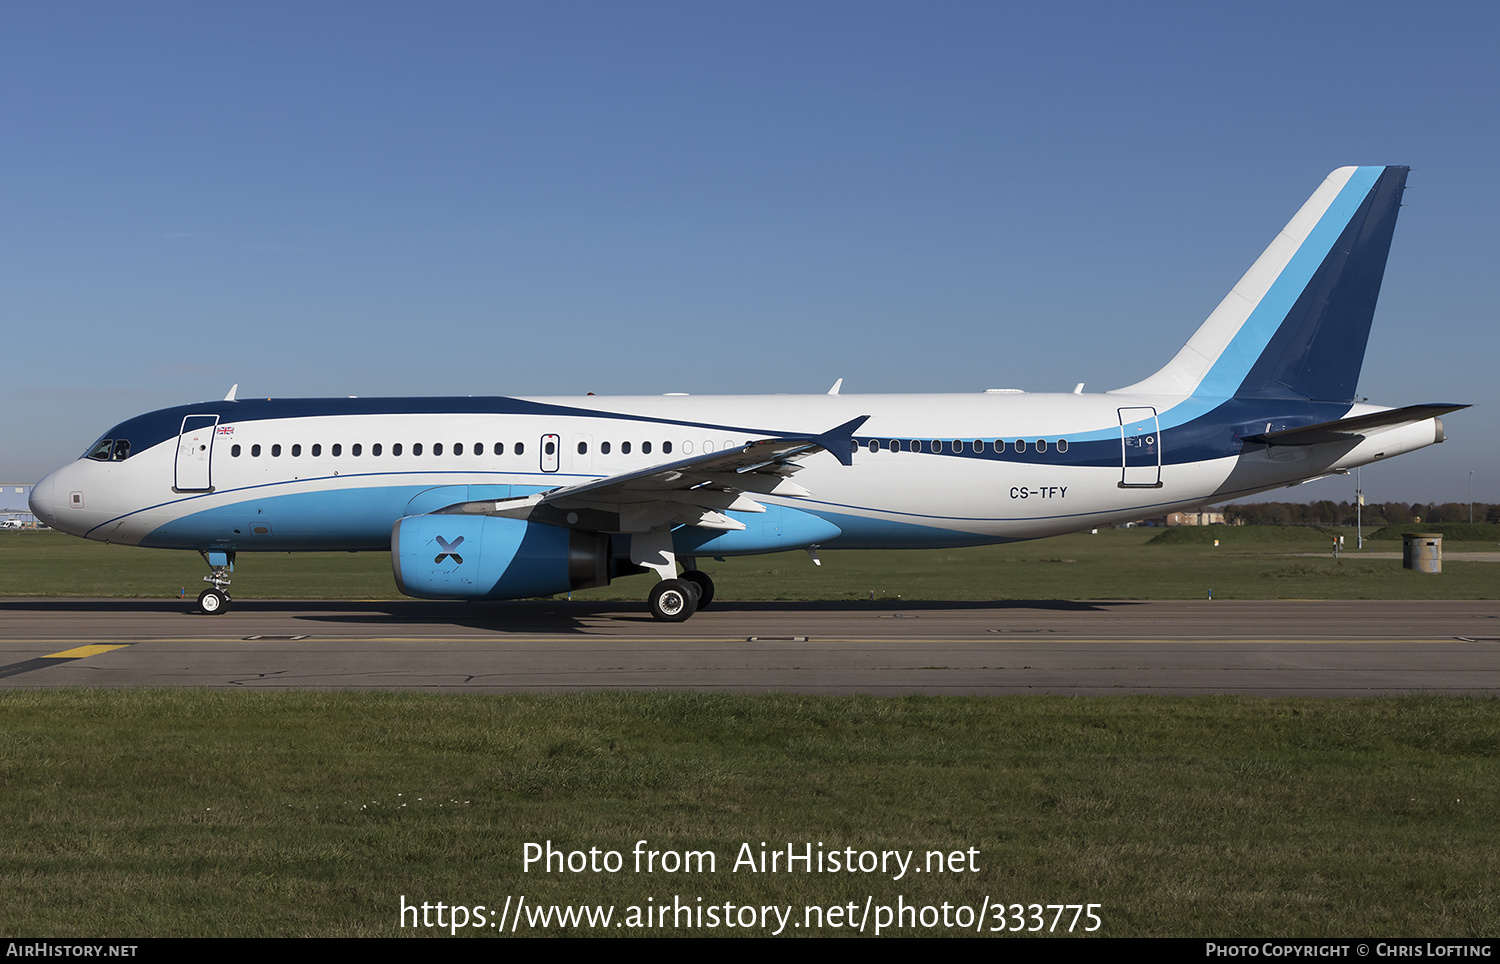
[[827, 378, 843, 396], [224, 384, 239, 402]]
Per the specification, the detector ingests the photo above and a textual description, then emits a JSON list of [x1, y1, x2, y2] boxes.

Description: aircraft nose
[[29, 464, 79, 534]]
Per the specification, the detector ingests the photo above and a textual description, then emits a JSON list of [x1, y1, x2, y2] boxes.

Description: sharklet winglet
[[813, 415, 870, 466]]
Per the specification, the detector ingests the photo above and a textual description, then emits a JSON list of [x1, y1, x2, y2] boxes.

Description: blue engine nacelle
[[391, 514, 611, 600]]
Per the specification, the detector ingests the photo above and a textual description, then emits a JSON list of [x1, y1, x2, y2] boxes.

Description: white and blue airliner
[[30, 166, 1463, 620]]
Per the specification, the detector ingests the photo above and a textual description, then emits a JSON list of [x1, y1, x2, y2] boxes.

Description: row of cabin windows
[[861, 438, 1069, 454], [226, 436, 1069, 460], [229, 441, 529, 459], [579, 440, 701, 455], [225, 439, 699, 459]]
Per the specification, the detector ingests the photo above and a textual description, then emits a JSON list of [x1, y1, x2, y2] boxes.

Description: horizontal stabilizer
[[1243, 404, 1468, 446]]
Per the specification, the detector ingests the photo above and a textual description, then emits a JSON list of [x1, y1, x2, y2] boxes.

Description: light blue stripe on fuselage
[[139, 481, 550, 550], [137, 479, 1005, 553]]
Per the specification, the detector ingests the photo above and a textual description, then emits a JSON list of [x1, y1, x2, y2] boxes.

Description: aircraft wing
[[1242, 404, 1468, 446], [435, 415, 869, 533]]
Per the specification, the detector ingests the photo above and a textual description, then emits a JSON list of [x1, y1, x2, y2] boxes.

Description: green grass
[[0, 690, 1495, 937], [5, 532, 1497, 937], [1146, 524, 1340, 545], [4, 526, 1496, 602]]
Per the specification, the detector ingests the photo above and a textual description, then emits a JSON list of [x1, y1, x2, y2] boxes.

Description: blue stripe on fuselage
[[138, 481, 552, 551]]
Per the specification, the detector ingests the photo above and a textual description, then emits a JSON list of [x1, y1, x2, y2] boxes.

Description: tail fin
[[1113, 166, 1409, 402]]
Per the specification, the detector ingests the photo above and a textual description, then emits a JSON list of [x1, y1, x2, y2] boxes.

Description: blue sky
[[4, 1, 1496, 505]]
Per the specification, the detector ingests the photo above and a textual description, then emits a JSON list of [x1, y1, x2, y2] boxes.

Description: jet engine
[[391, 514, 611, 600]]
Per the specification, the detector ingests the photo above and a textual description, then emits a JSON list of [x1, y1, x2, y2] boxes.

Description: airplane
[[29, 166, 1465, 621]]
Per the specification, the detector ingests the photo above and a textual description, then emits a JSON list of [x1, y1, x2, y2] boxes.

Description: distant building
[[0, 483, 37, 527], [1167, 510, 1226, 526]]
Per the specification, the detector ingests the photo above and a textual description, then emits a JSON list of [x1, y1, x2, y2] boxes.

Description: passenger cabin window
[[474, 442, 483, 455], [271, 444, 282, 457], [1036, 439, 1047, 453], [231, 444, 242, 457], [292, 444, 302, 457], [331, 444, 342, 457], [434, 442, 444, 456], [454, 443, 463, 456], [663, 441, 673, 454], [252, 444, 262, 457], [352, 443, 362, 457], [621, 441, 631, 454], [372, 443, 382, 457], [413, 443, 423, 456], [1057, 438, 1069, 453], [601, 441, 611, 455], [514, 441, 525, 455]]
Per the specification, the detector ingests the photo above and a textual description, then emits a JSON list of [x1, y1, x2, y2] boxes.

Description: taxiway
[[1, 598, 1495, 695]]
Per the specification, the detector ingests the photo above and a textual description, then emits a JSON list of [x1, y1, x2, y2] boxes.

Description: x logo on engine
[[433, 535, 465, 565]]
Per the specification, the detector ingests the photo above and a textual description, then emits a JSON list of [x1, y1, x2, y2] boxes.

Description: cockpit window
[[84, 438, 132, 461]]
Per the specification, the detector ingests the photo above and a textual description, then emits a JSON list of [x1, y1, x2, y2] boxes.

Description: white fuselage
[[29, 391, 1443, 554]]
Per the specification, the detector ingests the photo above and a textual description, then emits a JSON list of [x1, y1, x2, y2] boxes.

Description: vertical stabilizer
[[1112, 166, 1409, 402]]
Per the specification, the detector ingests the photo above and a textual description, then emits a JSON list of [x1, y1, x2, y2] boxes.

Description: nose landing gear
[[196, 548, 235, 615], [197, 587, 230, 614]]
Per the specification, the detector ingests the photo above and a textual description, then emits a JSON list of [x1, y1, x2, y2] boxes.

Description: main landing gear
[[196, 549, 235, 615], [680, 569, 714, 609], [647, 569, 715, 622], [632, 532, 716, 622]]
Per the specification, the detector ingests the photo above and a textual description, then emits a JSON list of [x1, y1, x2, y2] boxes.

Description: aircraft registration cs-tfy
[[30, 166, 1464, 620]]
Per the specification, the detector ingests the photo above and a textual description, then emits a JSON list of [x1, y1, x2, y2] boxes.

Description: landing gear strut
[[196, 549, 234, 615]]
